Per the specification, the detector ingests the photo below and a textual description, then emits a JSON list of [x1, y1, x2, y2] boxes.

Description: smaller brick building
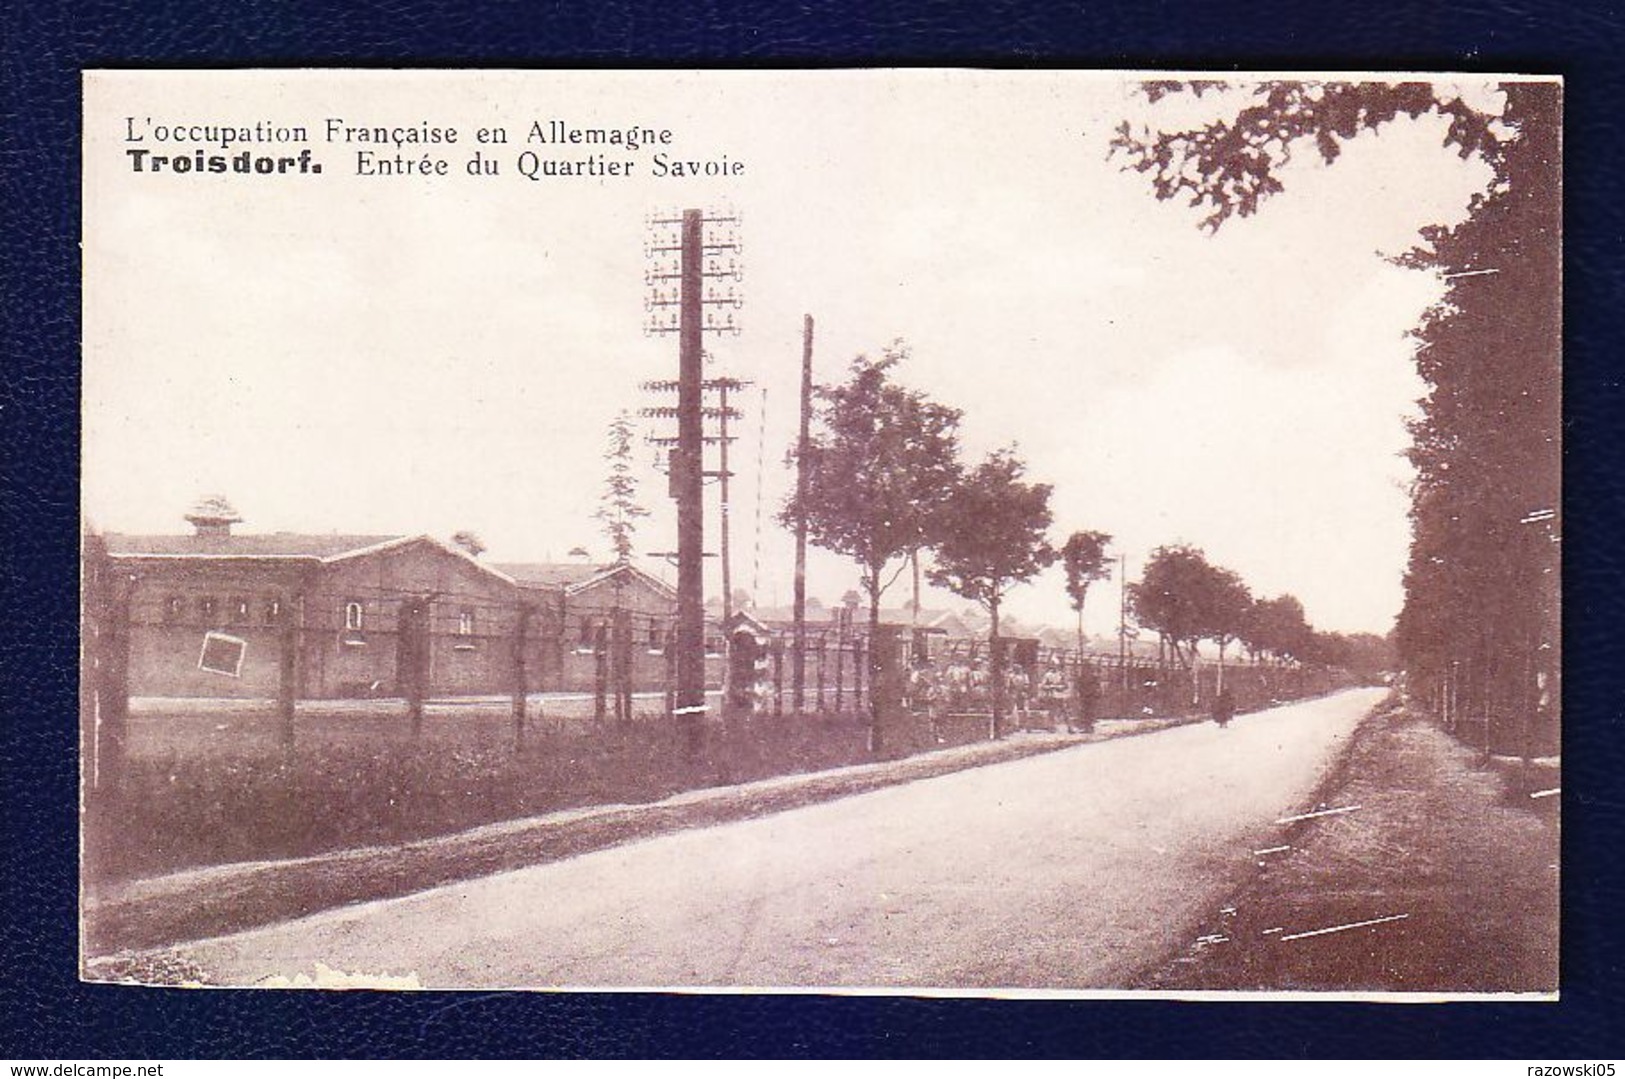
[[496, 561, 683, 693]]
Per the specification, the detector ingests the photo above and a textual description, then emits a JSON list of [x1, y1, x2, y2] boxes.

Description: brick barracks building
[[96, 498, 685, 701]]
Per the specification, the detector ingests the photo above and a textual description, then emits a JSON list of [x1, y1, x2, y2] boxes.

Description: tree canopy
[[928, 446, 1055, 737], [1061, 530, 1113, 617], [781, 344, 963, 622], [927, 447, 1056, 618], [1061, 529, 1113, 655], [1129, 544, 1250, 669], [1241, 594, 1314, 663]]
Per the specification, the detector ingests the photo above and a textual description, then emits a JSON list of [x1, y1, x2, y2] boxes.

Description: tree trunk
[[989, 597, 1003, 740], [867, 574, 883, 754]]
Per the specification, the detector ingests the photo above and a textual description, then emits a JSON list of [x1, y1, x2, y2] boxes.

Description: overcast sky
[[83, 71, 1504, 638]]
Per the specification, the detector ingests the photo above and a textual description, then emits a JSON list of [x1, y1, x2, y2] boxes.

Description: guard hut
[[721, 609, 771, 718]]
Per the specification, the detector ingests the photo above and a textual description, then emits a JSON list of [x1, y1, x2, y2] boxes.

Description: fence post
[[772, 637, 784, 718], [400, 595, 429, 736], [593, 622, 608, 725], [278, 606, 298, 750], [834, 633, 845, 712], [854, 637, 866, 712], [816, 636, 826, 714], [512, 603, 530, 750], [614, 608, 633, 725], [664, 628, 677, 720], [85, 551, 133, 799]]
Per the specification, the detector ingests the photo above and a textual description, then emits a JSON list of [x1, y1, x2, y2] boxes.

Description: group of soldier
[[905, 655, 1104, 733]]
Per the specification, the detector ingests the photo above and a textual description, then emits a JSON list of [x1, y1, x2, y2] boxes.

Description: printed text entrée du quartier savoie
[[122, 118, 745, 179]]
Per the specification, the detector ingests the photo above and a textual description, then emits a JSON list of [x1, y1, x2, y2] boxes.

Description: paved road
[[177, 687, 1387, 990]]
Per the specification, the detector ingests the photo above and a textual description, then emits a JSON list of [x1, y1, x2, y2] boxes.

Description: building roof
[[494, 561, 676, 598], [103, 532, 407, 560]]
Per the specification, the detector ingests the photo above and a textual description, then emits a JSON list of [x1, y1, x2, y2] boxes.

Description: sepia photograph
[[78, 69, 1560, 996]]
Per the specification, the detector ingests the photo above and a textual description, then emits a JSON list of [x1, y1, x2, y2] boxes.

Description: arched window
[[458, 609, 475, 636], [344, 601, 364, 631]]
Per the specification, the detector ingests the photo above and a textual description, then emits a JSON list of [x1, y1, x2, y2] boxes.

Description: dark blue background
[[4, 0, 1621, 1059]]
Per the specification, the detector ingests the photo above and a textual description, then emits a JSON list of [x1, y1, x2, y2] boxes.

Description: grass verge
[[1139, 695, 1559, 994]]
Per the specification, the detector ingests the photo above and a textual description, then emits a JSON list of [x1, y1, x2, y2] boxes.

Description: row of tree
[[780, 344, 1059, 745], [1114, 79, 1560, 755], [781, 343, 1363, 747], [1131, 543, 1392, 684]]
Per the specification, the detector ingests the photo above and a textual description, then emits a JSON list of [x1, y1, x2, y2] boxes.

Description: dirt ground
[[1140, 696, 1560, 994]]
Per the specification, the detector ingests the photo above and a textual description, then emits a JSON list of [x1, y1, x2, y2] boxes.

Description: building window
[[579, 618, 595, 647], [455, 608, 477, 650], [264, 598, 282, 625], [341, 601, 366, 646], [230, 596, 250, 624], [198, 596, 218, 623], [164, 596, 185, 624]]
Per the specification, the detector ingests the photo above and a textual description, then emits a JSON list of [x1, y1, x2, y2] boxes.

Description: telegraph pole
[[674, 210, 707, 750], [644, 208, 742, 755], [792, 314, 813, 713], [718, 376, 734, 625]]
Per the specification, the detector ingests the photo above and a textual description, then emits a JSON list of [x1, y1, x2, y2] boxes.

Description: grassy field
[[85, 695, 1001, 885]]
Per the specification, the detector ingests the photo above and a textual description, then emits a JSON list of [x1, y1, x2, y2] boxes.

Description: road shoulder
[[1139, 695, 1560, 994]]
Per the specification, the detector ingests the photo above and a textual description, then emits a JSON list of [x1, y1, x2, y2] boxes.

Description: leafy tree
[[1129, 544, 1211, 669], [594, 411, 649, 565], [1110, 81, 1499, 233], [928, 448, 1056, 738], [1060, 530, 1113, 656], [1205, 567, 1253, 691], [1130, 544, 1250, 696], [781, 345, 963, 749], [1242, 594, 1313, 664], [1115, 79, 1560, 754]]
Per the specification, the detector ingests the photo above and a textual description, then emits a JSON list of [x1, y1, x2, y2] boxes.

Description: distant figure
[[1213, 685, 1236, 728], [1039, 663, 1069, 731]]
